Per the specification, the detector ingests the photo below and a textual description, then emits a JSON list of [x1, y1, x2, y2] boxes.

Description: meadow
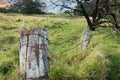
[[0, 13, 120, 80]]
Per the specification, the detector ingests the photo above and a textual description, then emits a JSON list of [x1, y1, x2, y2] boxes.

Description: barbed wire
[[0, 75, 102, 80], [49, 36, 81, 46], [0, 76, 19, 78], [49, 41, 81, 55]]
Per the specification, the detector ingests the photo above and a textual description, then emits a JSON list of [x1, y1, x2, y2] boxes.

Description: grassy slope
[[0, 13, 120, 80]]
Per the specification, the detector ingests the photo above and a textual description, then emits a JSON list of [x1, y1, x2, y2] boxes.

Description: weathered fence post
[[19, 28, 49, 80], [82, 30, 92, 51]]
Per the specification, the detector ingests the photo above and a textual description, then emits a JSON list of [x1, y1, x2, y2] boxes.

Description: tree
[[111, 0, 120, 14], [51, 0, 120, 51], [21, 0, 40, 13], [11, 0, 47, 14], [75, 0, 95, 16]]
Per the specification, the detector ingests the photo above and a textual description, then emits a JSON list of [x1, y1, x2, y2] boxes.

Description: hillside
[[0, 13, 120, 80]]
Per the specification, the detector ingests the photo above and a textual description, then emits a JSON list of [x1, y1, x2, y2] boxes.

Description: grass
[[0, 13, 120, 80]]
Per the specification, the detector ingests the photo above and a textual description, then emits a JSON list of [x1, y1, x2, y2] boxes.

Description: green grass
[[0, 13, 120, 80]]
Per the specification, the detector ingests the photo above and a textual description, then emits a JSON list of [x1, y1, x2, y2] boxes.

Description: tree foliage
[[75, 0, 95, 16], [11, 0, 47, 14]]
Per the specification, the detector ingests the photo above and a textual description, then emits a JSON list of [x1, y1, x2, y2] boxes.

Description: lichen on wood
[[82, 30, 92, 51], [19, 28, 49, 80]]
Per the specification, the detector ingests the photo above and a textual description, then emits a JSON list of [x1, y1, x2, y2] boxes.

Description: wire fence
[[0, 25, 90, 80]]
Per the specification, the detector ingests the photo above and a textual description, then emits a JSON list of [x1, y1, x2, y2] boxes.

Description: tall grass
[[0, 13, 120, 80]]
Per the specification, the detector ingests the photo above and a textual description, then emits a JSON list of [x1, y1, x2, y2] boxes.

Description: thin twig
[[50, 1, 83, 13]]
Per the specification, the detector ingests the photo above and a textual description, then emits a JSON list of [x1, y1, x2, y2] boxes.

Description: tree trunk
[[19, 28, 49, 80]]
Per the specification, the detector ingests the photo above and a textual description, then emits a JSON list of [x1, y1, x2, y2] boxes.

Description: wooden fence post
[[19, 28, 49, 80], [82, 30, 92, 51]]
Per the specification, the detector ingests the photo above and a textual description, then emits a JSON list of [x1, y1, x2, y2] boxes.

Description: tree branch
[[76, 0, 94, 30], [92, 0, 100, 22], [50, 1, 83, 13], [111, 3, 120, 6], [93, 20, 112, 27]]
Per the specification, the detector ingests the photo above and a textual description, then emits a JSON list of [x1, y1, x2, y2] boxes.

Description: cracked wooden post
[[82, 30, 92, 51], [19, 28, 49, 80]]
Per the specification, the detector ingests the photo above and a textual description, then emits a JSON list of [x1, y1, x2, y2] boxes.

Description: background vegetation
[[0, 13, 120, 80]]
